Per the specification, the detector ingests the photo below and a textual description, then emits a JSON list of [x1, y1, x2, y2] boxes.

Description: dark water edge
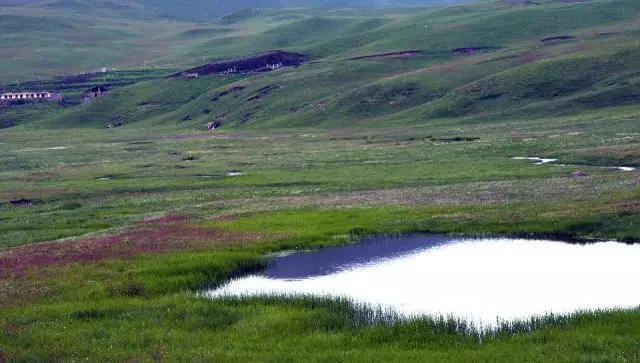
[[208, 233, 640, 327]]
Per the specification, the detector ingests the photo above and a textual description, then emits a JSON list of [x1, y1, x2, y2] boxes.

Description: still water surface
[[208, 235, 640, 326]]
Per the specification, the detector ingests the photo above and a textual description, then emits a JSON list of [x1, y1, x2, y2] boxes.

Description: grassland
[[0, 3, 312, 82], [2, 111, 640, 360], [2, 0, 640, 361]]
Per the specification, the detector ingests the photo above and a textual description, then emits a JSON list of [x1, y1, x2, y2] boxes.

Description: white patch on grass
[[16, 146, 70, 152], [613, 166, 636, 171], [512, 156, 557, 165]]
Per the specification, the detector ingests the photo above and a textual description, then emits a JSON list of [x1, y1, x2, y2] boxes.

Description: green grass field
[[2, 0, 640, 361]]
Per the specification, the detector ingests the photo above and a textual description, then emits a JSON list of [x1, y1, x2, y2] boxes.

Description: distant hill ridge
[[1, 0, 469, 20]]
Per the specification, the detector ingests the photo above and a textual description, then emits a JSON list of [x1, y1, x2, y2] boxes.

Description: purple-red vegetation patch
[[0, 215, 260, 278]]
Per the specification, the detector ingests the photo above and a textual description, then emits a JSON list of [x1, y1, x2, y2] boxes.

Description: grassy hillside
[[11, 0, 637, 130], [0, 3, 304, 82], [0, 0, 469, 81]]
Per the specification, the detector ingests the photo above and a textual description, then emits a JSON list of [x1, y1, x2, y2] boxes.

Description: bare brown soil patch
[[503, 0, 541, 5], [347, 51, 423, 60], [212, 214, 241, 222], [211, 86, 245, 101], [541, 35, 575, 43], [616, 200, 640, 212], [9, 199, 33, 207], [0, 187, 72, 201], [451, 47, 495, 55]]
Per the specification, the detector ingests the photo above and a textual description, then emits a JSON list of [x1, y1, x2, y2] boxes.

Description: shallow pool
[[208, 234, 640, 326]]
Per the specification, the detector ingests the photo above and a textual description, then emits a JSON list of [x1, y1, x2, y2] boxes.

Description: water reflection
[[263, 234, 453, 279], [208, 235, 640, 326]]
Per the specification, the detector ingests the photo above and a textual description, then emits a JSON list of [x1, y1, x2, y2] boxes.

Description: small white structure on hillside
[[0, 91, 62, 103]]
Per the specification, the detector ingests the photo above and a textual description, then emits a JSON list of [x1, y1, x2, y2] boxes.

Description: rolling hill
[[3, 0, 635, 131], [0, 0, 459, 82]]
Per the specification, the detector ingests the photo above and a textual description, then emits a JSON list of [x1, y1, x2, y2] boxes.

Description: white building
[[0, 91, 62, 103]]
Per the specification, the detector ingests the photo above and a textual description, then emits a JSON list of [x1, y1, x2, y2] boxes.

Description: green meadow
[[2, 0, 640, 360]]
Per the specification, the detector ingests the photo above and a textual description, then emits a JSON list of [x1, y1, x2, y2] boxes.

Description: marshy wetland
[[2, 120, 640, 360], [2, 0, 640, 360]]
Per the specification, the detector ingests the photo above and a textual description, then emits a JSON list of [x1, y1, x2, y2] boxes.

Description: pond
[[207, 234, 640, 327]]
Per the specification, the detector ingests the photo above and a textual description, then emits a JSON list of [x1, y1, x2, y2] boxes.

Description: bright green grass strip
[[212, 203, 640, 245]]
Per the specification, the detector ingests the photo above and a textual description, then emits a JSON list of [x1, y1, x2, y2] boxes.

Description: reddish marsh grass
[[0, 215, 260, 278]]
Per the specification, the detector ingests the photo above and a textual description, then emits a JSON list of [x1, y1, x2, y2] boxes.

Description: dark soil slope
[[170, 51, 307, 77]]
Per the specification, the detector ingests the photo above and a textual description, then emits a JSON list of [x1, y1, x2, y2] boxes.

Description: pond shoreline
[[208, 233, 640, 327]]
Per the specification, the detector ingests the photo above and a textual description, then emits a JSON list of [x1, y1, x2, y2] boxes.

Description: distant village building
[[222, 67, 237, 75], [82, 86, 109, 102], [0, 91, 62, 103]]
